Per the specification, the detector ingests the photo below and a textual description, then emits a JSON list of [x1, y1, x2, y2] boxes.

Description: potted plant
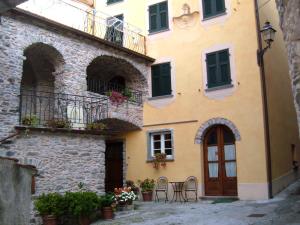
[[107, 91, 127, 105], [86, 122, 106, 131], [138, 178, 155, 201], [126, 180, 139, 195], [45, 118, 71, 129], [153, 153, 167, 169], [100, 193, 115, 220], [34, 193, 65, 225], [65, 191, 100, 225], [22, 115, 39, 127], [114, 187, 137, 210]]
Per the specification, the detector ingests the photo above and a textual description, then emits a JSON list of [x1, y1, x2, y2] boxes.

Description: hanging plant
[[152, 153, 167, 169]]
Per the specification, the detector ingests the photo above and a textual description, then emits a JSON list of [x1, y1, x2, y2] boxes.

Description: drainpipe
[[254, 0, 273, 199]]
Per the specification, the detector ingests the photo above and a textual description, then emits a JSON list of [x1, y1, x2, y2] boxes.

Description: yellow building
[[92, 0, 300, 200]]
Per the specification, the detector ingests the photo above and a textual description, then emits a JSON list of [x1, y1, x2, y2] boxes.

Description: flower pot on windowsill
[[42, 215, 58, 225], [102, 207, 114, 220], [142, 191, 153, 201]]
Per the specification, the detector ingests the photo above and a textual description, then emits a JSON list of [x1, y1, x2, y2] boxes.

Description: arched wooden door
[[204, 125, 237, 196]]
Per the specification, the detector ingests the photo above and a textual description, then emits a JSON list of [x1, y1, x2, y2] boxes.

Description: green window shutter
[[151, 65, 161, 97], [203, 0, 225, 18], [151, 63, 171, 97], [149, 1, 169, 33], [160, 63, 171, 95], [149, 4, 158, 32], [203, 0, 212, 18], [216, 0, 225, 13], [206, 49, 231, 88], [107, 0, 122, 4], [206, 53, 218, 88], [159, 1, 169, 29], [218, 49, 231, 85]]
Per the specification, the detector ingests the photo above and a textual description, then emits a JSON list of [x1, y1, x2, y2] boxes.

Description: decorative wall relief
[[173, 3, 199, 29]]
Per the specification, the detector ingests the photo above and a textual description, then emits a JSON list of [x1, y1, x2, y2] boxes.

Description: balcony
[[19, 88, 142, 134], [18, 0, 146, 54]]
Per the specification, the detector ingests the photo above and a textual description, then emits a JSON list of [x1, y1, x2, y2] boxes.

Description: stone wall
[[0, 157, 36, 225], [0, 130, 106, 195], [0, 9, 150, 140], [276, 0, 300, 135]]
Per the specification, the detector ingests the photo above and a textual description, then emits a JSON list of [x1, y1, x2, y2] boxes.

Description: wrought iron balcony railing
[[19, 89, 108, 129], [86, 78, 143, 105], [18, 0, 146, 54]]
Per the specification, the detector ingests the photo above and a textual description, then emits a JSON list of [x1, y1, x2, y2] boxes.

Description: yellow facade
[[97, 0, 300, 199]]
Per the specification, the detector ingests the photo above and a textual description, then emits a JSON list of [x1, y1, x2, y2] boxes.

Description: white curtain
[[208, 146, 218, 161], [224, 145, 236, 177], [209, 163, 218, 178], [224, 145, 236, 160], [225, 162, 236, 177]]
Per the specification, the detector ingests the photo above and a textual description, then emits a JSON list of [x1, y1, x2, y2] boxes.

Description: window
[[202, 0, 226, 19], [105, 14, 124, 46], [206, 49, 231, 89], [149, 131, 173, 159], [151, 62, 171, 97], [107, 0, 122, 4], [149, 1, 169, 33]]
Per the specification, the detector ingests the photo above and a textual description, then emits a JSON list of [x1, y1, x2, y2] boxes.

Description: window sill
[[106, 0, 124, 6], [148, 28, 170, 36], [202, 12, 227, 21], [148, 94, 173, 101], [205, 84, 234, 92], [146, 158, 174, 163]]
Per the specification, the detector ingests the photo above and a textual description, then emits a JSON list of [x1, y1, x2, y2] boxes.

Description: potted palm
[[138, 178, 155, 201], [100, 194, 115, 220], [34, 193, 65, 225]]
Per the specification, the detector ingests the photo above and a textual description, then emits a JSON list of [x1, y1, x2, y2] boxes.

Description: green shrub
[[100, 193, 115, 208], [34, 193, 66, 217], [65, 192, 100, 217]]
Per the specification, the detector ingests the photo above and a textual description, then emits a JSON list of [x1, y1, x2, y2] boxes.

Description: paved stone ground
[[93, 180, 300, 225]]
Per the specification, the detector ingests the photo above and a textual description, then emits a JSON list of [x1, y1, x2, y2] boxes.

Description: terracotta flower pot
[[102, 207, 114, 220], [42, 215, 58, 225], [142, 191, 153, 201], [79, 216, 91, 225], [79, 216, 90, 225]]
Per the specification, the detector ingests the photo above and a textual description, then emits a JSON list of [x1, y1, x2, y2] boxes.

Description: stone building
[[0, 7, 154, 224], [276, 0, 300, 135]]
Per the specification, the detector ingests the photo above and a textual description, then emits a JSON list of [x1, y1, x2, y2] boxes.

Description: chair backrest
[[156, 176, 168, 190], [185, 176, 198, 190]]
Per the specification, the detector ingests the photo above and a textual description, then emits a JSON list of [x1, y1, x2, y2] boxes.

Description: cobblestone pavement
[[93, 180, 300, 225]]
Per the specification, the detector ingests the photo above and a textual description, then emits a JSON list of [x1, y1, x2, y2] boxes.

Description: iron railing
[[18, 0, 146, 54], [19, 89, 108, 129], [87, 78, 143, 105]]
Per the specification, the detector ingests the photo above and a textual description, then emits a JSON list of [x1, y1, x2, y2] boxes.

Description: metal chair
[[184, 176, 198, 202], [155, 176, 169, 202]]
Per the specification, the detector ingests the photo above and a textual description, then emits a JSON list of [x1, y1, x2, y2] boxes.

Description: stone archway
[[195, 118, 241, 144], [86, 55, 148, 98]]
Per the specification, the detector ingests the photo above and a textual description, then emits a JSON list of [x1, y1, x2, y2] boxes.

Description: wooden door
[[204, 126, 237, 196], [105, 142, 123, 193]]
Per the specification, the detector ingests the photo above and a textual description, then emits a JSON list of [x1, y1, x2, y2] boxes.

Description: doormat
[[248, 214, 266, 218], [211, 198, 238, 204]]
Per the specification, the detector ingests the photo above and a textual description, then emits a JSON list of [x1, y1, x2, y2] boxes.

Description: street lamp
[[257, 21, 277, 66]]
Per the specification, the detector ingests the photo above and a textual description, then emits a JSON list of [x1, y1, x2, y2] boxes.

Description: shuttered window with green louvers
[[151, 62, 172, 97], [149, 1, 169, 33], [206, 49, 231, 88], [203, 0, 226, 19]]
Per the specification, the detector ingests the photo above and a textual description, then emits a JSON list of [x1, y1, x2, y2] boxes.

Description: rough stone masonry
[[276, 0, 300, 135]]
